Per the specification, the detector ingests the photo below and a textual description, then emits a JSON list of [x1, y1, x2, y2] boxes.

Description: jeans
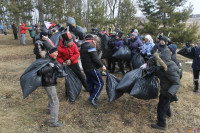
[[21, 34, 26, 45], [45, 86, 59, 123]]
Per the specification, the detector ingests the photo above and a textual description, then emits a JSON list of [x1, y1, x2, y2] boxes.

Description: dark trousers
[[14, 33, 18, 40], [157, 95, 170, 127], [193, 69, 199, 90], [85, 69, 104, 101], [68, 63, 88, 91], [112, 58, 124, 73], [126, 60, 133, 71], [32, 37, 35, 44], [107, 58, 112, 70]]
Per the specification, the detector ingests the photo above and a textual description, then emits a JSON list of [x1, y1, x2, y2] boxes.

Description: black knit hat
[[62, 32, 73, 43], [85, 34, 94, 40], [160, 36, 168, 43], [40, 31, 49, 39], [116, 31, 123, 38], [48, 47, 58, 54]]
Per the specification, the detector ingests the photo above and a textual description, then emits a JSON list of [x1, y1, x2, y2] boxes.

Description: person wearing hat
[[151, 36, 169, 54], [134, 29, 142, 42], [80, 34, 106, 107], [20, 23, 31, 45], [37, 46, 63, 127], [111, 31, 125, 74], [191, 43, 200, 93], [142, 34, 155, 60], [57, 32, 88, 93], [149, 49, 180, 130]]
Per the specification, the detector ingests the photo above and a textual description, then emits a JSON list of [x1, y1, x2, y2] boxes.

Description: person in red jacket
[[57, 32, 88, 95], [20, 23, 30, 45]]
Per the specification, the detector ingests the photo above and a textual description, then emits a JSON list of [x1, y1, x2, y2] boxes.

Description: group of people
[[20, 22, 200, 131]]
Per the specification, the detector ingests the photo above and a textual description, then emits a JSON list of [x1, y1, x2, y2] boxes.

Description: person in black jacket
[[151, 36, 169, 54], [12, 24, 18, 40], [80, 34, 106, 107], [150, 48, 180, 130], [37, 47, 63, 127]]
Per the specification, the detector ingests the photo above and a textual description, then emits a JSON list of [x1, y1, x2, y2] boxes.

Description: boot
[[166, 109, 172, 117], [49, 121, 63, 127], [151, 124, 166, 130], [194, 80, 199, 93]]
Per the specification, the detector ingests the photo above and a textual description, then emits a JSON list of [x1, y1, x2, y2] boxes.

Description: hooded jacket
[[57, 39, 79, 65], [191, 46, 200, 70], [128, 36, 143, 55], [156, 49, 180, 96], [20, 23, 30, 34]]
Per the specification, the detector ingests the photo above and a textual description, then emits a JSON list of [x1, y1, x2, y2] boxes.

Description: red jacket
[[57, 39, 80, 65], [20, 23, 30, 34]]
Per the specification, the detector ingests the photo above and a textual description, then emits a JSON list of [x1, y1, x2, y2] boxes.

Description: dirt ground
[[0, 33, 199, 133]]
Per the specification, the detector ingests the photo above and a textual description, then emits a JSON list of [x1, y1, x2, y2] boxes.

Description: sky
[[135, 0, 200, 17]]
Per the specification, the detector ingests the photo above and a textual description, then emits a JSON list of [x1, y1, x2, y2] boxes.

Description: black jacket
[[37, 55, 59, 86], [80, 42, 103, 72], [151, 43, 168, 54]]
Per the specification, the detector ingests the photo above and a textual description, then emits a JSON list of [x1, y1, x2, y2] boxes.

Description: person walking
[[80, 34, 106, 107], [20, 23, 30, 45], [191, 42, 200, 93], [37, 47, 63, 127], [29, 24, 36, 44], [57, 31, 88, 92], [12, 24, 18, 40]]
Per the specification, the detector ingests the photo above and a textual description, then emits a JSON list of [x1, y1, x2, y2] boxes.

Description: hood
[[59, 38, 74, 48], [159, 49, 172, 66], [21, 23, 25, 26]]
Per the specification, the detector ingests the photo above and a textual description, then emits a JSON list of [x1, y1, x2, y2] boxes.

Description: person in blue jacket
[[29, 24, 36, 44], [111, 31, 125, 74], [191, 42, 200, 93]]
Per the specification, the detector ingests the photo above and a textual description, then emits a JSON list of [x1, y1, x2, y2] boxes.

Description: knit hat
[[134, 29, 138, 33], [85, 34, 94, 40], [116, 31, 123, 38], [145, 34, 152, 41], [160, 36, 168, 43], [62, 32, 73, 43], [40, 31, 49, 39], [168, 44, 177, 54], [48, 47, 58, 54], [130, 32, 137, 37]]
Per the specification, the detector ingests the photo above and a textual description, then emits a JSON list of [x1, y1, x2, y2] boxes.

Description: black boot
[[194, 81, 199, 93], [167, 109, 172, 117], [151, 124, 166, 130]]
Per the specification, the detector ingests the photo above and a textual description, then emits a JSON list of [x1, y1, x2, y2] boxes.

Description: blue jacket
[[129, 37, 143, 55], [114, 39, 124, 50], [0, 25, 3, 30], [142, 41, 155, 56], [191, 47, 200, 70], [29, 25, 35, 37]]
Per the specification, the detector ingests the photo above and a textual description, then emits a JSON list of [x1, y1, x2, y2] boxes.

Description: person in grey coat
[[150, 48, 180, 130]]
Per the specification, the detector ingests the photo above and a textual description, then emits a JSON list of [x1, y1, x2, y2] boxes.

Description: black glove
[[160, 66, 165, 71]]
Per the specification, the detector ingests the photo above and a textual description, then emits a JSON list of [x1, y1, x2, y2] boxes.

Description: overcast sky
[[186, 0, 200, 14]]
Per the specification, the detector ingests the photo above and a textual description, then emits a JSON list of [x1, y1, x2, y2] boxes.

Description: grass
[[0, 33, 200, 133]]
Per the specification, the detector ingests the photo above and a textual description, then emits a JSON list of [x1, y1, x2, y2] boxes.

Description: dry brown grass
[[0, 33, 200, 133]]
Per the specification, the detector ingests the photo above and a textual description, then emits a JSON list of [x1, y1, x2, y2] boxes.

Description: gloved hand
[[54, 63, 60, 71]]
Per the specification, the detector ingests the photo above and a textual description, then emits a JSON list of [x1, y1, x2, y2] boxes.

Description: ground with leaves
[[0, 34, 199, 133]]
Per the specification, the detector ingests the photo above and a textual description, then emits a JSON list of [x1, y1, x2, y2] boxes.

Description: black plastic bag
[[106, 73, 123, 102], [130, 75, 159, 100], [66, 17, 76, 27], [50, 32, 61, 47], [101, 34, 114, 59], [20, 58, 50, 99], [132, 53, 145, 68], [177, 46, 193, 59], [75, 25, 85, 40], [116, 68, 143, 92], [112, 45, 131, 60], [64, 66, 82, 103]]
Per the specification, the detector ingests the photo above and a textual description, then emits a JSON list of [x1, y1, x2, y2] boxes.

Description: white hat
[[145, 34, 152, 41], [134, 29, 138, 33]]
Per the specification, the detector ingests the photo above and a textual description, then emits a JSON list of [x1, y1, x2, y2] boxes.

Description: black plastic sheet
[[112, 45, 131, 60], [177, 46, 193, 59], [101, 34, 113, 59], [132, 53, 145, 68], [50, 32, 61, 47]]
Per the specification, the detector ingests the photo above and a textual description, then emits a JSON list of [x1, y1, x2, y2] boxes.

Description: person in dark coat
[[168, 44, 182, 79], [37, 47, 63, 127], [80, 34, 106, 107], [111, 31, 125, 74], [191, 43, 200, 93], [150, 47, 180, 130], [128, 32, 143, 55], [12, 24, 18, 40], [151, 36, 169, 54]]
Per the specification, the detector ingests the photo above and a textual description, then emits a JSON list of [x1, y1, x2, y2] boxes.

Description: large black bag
[[75, 25, 85, 40], [20, 58, 50, 99], [66, 17, 76, 27], [50, 32, 61, 47], [112, 45, 131, 60], [177, 46, 193, 59], [64, 66, 82, 103], [101, 34, 114, 59], [130, 75, 159, 100], [116, 68, 143, 92], [132, 53, 145, 68], [106, 72, 124, 102]]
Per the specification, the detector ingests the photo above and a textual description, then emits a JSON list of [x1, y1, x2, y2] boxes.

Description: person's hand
[[102, 65, 106, 71], [65, 60, 72, 65], [42, 36, 48, 40]]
